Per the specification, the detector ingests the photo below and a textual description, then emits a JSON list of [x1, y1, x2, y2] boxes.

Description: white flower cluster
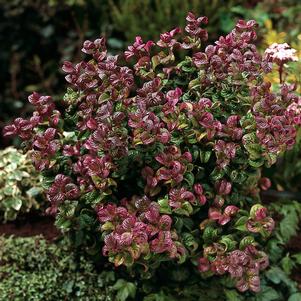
[[265, 43, 298, 65]]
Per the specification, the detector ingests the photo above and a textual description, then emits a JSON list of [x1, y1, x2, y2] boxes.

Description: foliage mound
[[4, 13, 301, 293], [0, 235, 138, 301]]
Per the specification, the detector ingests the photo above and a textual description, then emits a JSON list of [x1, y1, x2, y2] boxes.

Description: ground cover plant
[[0, 235, 137, 301], [3, 12, 301, 296]]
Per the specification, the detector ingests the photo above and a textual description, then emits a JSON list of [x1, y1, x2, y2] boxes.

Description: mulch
[[0, 214, 60, 241], [288, 235, 301, 253]]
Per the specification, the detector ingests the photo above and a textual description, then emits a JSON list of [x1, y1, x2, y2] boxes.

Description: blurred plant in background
[[0, 0, 112, 147], [0, 147, 44, 221], [109, 0, 249, 44], [262, 20, 301, 93]]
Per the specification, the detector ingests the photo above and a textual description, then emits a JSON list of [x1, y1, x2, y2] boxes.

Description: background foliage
[[0, 0, 111, 146]]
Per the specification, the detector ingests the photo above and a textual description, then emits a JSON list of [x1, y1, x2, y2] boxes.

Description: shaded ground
[[0, 215, 60, 241], [288, 235, 301, 253]]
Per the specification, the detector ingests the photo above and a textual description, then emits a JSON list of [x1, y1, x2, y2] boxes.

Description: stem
[[279, 63, 283, 84]]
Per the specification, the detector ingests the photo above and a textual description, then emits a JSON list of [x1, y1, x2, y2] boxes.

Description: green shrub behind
[[0, 235, 136, 301], [109, 0, 244, 44]]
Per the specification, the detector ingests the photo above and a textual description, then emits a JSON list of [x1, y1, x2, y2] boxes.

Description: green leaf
[[224, 289, 243, 301], [184, 173, 195, 188], [12, 170, 25, 181], [250, 204, 264, 219], [113, 279, 136, 301], [267, 239, 284, 263], [3, 186, 14, 196], [10, 198, 23, 211], [199, 150, 211, 163], [78, 209, 96, 228], [55, 217, 72, 230], [188, 78, 200, 90], [144, 291, 174, 301], [255, 286, 279, 301], [288, 293, 301, 301], [265, 267, 282, 284], [4, 209, 18, 221], [26, 187, 42, 198], [234, 216, 248, 231], [242, 132, 257, 146], [292, 253, 301, 265], [281, 255, 295, 275], [151, 55, 161, 69], [210, 168, 225, 181], [265, 266, 298, 293], [182, 233, 198, 252], [63, 280, 74, 294], [174, 201, 193, 216], [230, 170, 247, 184], [203, 226, 219, 243], [219, 235, 236, 252], [107, 37, 124, 49], [173, 217, 184, 232], [248, 158, 264, 168], [279, 207, 299, 243], [219, 12, 236, 33], [245, 143, 262, 160], [266, 153, 277, 167], [182, 217, 194, 231], [158, 197, 172, 214], [239, 236, 255, 250]]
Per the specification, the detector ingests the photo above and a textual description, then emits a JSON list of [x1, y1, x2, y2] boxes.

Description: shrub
[[4, 13, 301, 293], [0, 235, 137, 301], [0, 147, 44, 221]]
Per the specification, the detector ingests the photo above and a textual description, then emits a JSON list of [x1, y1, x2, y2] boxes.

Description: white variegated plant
[[0, 147, 44, 221]]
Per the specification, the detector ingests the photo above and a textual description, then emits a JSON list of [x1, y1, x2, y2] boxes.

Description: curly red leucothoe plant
[[3, 13, 301, 292]]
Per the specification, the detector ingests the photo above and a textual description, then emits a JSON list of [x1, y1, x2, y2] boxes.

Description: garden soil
[[0, 215, 60, 240]]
